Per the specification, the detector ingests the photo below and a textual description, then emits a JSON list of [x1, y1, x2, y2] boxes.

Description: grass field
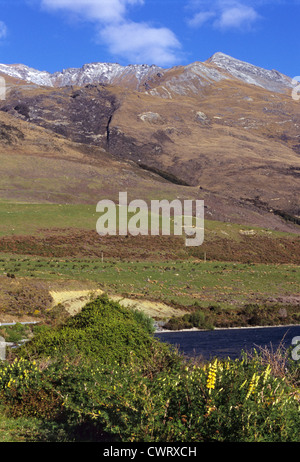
[[0, 202, 98, 237], [1, 255, 299, 308], [0, 201, 299, 262], [0, 201, 297, 238], [0, 201, 299, 326]]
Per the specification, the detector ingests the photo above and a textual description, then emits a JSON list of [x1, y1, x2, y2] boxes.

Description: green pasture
[[0, 201, 295, 240], [1, 255, 299, 308]]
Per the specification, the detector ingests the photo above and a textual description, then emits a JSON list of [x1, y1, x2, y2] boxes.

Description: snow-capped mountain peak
[[0, 63, 53, 86], [0, 53, 293, 94], [207, 52, 293, 92]]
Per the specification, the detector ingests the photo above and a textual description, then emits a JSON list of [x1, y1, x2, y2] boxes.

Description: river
[[155, 325, 300, 361]]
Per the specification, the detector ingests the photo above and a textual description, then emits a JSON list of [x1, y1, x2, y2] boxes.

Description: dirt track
[[49, 289, 186, 319]]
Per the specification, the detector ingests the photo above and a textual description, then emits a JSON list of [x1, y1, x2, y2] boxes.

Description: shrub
[[16, 295, 174, 368], [52, 354, 300, 442], [184, 310, 214, 330], [165, 309, 214, 331], [2, 296, 299, 442], [1, 340, 299, 442], [131, 309, 155, 334], [0, 323, 30, 343]]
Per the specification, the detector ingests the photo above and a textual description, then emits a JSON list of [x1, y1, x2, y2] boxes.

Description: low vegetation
[[0, 201, 299, 264], [0, 258, 299, 319], [0, 296, 299, 442], [0, 322, 35, 343], [164, 302, 300, 330]]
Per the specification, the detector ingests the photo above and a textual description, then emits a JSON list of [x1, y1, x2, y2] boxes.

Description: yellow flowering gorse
[[0, 357, 39, 391]]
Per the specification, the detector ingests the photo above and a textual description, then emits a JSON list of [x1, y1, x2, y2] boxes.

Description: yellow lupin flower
[[206, 360, 218, 392], [246, 372, 260, 400], [263, 364, 271, 384]]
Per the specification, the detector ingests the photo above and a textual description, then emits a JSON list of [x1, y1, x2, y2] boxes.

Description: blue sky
[[0, 0, 299, 78]]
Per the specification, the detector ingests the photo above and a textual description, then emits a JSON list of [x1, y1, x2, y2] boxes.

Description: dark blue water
[[155, 325, 300, 360]]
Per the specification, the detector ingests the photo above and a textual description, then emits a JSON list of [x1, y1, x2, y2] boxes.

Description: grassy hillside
[[1, 80, 300, 232], [0, 257, 299, 327], [0, 201, 299, 262]]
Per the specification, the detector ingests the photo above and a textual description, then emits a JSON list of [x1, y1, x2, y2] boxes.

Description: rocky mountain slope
[[0, 52, 299, 233], [0, 52, 293, 94], [207, 52, 293, 93]]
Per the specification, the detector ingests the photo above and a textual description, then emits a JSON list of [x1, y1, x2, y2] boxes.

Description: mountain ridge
[[0, 52, 293, 94]]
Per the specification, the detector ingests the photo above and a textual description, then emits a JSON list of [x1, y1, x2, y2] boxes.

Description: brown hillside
[[0, 67, 299, 233]]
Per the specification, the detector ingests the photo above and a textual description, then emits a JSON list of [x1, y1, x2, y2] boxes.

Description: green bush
[[1, 344, 299, 442], [16, 295, 174, 368], [183, 310, 214, 330], [165, 309, 214, 331], [69, 355, 299, 442], [13, 353, 296, 443], [1, 323, 29, 343], [1, 295, 299, 442], [131, 309, 155, 334]]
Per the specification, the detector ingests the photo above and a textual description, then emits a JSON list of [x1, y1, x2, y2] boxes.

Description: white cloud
[[99, 21, 181, 65], [41, 0, 144, 23], [40, 0, 181, 65], [187, 1, 261, 31], [215, 4, 260, 29], [188, 11, 216, 27]]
